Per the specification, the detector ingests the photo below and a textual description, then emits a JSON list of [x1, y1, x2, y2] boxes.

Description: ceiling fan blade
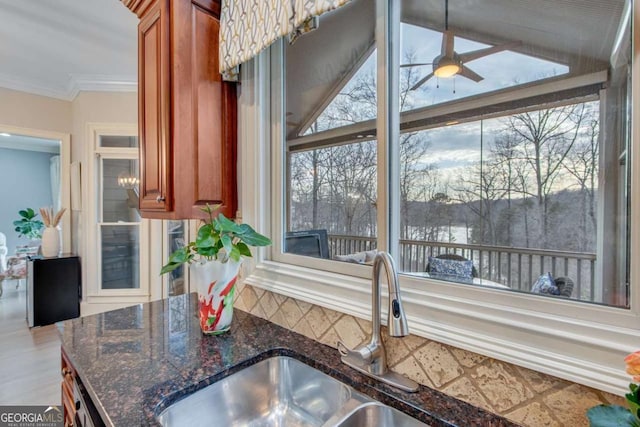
[[442, 30, 455, 57], [459, 41, 522, 63], [410, 72, 435, 90], [459, 65, 484, 82], [400, 63, 433, 68]]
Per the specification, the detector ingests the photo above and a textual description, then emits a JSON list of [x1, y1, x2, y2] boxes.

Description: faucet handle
[[337, 341, 373, 363]]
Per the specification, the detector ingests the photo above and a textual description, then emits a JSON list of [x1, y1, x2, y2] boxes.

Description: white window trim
[[0, 123, 72, 253], [84, 123, 150, 301], [239, 2, 640, 396]]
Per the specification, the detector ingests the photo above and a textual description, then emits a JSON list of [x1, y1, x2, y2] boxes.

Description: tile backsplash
[[235, 283, 624, 426]]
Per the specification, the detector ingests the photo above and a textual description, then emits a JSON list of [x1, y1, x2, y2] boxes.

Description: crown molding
[[0, 72, 72, 101], [67, 74, 138, 100], [0, 73, 137, 101]]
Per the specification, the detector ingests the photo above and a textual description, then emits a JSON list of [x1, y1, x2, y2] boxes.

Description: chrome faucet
[[338, 251, 419, 392]]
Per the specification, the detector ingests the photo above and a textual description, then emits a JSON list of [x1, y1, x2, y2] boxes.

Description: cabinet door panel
[[138, 3, 171, 212], [188, 3, 237, 218]]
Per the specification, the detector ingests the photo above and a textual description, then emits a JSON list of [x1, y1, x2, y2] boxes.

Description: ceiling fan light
[[434, 63, 460, 78]]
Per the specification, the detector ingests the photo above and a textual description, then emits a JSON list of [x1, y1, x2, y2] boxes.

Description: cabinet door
[[173, 0, 237, 219], [138, 1, 172, 212]]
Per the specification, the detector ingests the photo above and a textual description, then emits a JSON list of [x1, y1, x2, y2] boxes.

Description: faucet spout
[[373, 252, 409, 338], [338, 251, 419, 392]]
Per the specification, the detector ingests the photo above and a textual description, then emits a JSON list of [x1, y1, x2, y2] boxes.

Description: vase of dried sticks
[[40, 207, 66, 257]]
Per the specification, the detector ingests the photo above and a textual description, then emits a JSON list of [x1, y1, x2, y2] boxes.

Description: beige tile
[[505, 402, 560, 427], [321, 306, 343, 324], [258, 291, 280, 320], [250, 302, 267, 320], [354, 317, 372, 335], [268, 310, 289, 329], [543, 384, 605, 427], [471, 360, 534, 412], [602, 391, 627, 406], [295, 299, 313, 315], [253, 287, 265, 299], [442, 377, 494, 413], [515, 365, 563, 394], [319, 326, 340, 349], [333, 316, 367, 348], [233, 291, 247, 311], [399, 334, 429, 351], [292, 317, 316, 340], [280, 298, 304, 328], [241, 286, 259, 312], [413, 342, 464, 388], [449, 347, 488, 368], [382, 335, 412, 367], [393, 356, 433, 388], [272, 292, 288, 305], [304, 305, 333, 339]]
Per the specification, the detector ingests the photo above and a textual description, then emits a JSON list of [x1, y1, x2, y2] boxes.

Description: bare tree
[[562, 106, 599, 251], [506, 103, 586, 246], [453, 159, 508, 245]]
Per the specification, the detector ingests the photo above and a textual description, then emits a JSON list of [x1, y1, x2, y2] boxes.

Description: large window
[[281, 0, 631, 308]]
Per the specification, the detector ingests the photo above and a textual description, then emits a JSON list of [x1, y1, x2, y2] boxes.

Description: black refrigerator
[[27, 255, 81, 327]]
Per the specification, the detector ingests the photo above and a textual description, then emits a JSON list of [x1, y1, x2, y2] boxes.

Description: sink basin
[[334, 402, 427, 427], [158, 356, 428, 427]]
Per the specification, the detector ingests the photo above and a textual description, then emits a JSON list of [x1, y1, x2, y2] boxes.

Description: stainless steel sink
[[158, 356, 428, 427], [334, 402, 427, 427]]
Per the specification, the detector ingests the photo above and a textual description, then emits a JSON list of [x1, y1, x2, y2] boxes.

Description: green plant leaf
[[197, 223, 214, 241], [221, 234, 233, 255], [236, 242, 252, 257], [229, 245, 241, 262], [215, 214, 242, 233], [168, 247, 191, 264], [587, 405, 639, 427], [195, 235, 217, 250], [197, 246, 218, 258], [238, 228, 272, 247], [160, 262, 181, 275]]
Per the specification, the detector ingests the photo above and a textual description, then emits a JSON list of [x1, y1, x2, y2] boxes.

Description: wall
[[0, 147, 55, 253], [0, 87, 72, 134], [234, 284, 626, 427]]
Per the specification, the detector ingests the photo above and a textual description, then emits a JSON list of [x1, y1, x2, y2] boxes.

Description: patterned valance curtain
[[220, 0, 350, 80]]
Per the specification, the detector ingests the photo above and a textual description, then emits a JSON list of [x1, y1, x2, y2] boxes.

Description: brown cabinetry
[[61, 348, 76, 426], [123, 0, 237, 219]]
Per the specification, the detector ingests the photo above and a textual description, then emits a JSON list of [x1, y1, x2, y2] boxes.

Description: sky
[[313, 21, 573, 183]]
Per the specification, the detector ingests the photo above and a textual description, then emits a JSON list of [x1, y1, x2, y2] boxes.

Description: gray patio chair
[[425, 253, 478, 278], [554, 276, 574, 298]]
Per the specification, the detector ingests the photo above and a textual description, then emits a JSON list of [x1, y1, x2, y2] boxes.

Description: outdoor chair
[[425, 253, 479, 278], [554, 276, 574, 298]]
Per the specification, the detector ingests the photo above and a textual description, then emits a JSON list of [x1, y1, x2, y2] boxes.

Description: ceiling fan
[[404, 0, 521, 91]]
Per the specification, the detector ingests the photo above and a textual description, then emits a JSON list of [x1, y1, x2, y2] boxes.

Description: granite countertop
[[58, 293, 518, 427]]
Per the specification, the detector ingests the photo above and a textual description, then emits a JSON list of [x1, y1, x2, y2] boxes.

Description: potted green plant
[[13, 208, 44, 240], [161, 204, 271, 334]]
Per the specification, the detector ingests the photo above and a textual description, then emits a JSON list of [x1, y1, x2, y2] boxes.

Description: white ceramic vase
[[41, 226, 60, 257], [190, 258, 242, 334]]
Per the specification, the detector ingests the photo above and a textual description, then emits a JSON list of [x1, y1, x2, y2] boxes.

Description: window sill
[[245, 259, 637, 395]]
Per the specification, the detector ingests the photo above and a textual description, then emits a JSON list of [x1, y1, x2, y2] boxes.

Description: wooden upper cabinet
[[138, 1, 172, 212], [124, 0, 237, 219]]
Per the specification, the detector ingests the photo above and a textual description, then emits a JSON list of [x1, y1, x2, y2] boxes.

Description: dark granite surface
[[58, 293, 519, 427]]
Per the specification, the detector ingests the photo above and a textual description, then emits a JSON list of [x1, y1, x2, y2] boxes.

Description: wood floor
[[0, 280, 60, 405]]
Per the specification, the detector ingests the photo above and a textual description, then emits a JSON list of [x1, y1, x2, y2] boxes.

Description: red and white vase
[[190, 258, 241, 335]]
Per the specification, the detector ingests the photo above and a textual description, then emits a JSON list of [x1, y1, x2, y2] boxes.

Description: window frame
[[85, 124, 150, 300], [240, 0, 640, 396]]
